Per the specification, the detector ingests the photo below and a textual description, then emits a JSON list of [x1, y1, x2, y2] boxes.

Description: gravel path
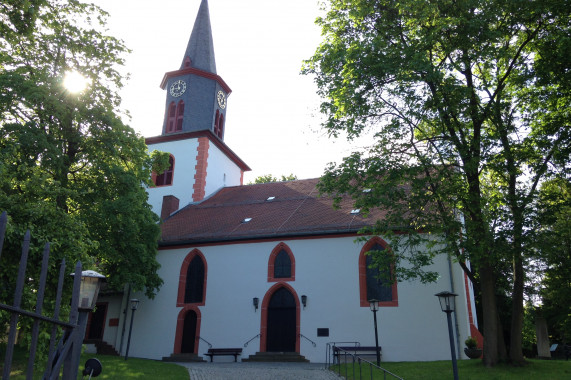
[[177, 362, 342, 380]]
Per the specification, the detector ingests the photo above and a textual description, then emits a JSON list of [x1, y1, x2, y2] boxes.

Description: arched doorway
[[181, 310, 197, 353], [266, 287, 296, 352]]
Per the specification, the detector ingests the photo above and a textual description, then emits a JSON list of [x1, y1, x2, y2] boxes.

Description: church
[[92, 0, 480, 363]]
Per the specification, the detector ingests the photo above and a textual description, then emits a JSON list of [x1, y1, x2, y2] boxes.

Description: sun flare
[[63, 71, 90, 93]]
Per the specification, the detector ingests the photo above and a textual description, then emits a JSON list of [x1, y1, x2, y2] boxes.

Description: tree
[[533, 179, 571, 344], [249, 173, 298, 184], [304, 0, 570, 366], [0, 0, 162, 338]]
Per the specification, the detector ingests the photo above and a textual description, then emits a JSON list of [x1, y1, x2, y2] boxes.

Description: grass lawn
[[0, 345, 189, 380], [331, 359, 571, 379]]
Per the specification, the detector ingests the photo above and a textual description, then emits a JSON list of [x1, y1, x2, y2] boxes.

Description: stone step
[[242, 352, 309, 362], [162, 353, 206, 362], [83, 339, 119, 356]]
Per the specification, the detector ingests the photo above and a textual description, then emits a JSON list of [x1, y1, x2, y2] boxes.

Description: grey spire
[[181, 0, 216, 73]]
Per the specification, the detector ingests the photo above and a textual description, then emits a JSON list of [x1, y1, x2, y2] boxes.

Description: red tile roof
[[159, 178, 389, 246]]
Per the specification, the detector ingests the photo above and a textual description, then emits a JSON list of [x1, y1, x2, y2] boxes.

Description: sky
[[91, 0, 362, 183]]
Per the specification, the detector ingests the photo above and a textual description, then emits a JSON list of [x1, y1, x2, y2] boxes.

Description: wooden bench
[[333, 346, 382, 363], [204, 348, 243, 362]]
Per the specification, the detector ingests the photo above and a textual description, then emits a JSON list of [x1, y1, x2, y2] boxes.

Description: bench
[[204, 348, 243, 362], [333, 346, 382, 363]]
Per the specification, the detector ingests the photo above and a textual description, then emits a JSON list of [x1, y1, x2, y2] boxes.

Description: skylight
[[266, 196, 275, 201], [242, 217, 252, 223], [351, 209, 360, 214], [362, 188, 372, 193]]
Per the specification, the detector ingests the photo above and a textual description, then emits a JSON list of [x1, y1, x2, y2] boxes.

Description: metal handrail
[[329, 346, 403, 380], [325, 342, 361, 365], [299, 333, 317, 347], [243, 334, 261, 347], [196, 336, 213, 349]]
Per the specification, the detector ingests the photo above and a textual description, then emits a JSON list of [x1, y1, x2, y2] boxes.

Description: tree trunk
[[497, 309, 508, 361], [510, 249, 526, 364], [480, 264, 500, 366]]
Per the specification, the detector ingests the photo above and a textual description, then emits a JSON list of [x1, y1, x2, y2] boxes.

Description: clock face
[[170, 80, 186, 97], [217, 90, 226, 109]]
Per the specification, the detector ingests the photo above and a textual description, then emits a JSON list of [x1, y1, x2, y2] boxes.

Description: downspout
[[118, 284, 131, 354], [448, 253, 462, 358]]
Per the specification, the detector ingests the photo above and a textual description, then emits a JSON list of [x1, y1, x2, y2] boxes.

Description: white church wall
[[122, 234, 472, 363], [97, 294, 122, 349], [119, 246, 191, 359], [147, 139, 200, 215], [204, 143, 243, 195]]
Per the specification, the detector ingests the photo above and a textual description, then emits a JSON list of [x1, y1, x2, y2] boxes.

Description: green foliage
[[465, 336, 478, 349], [249, 173, 298, 184], [149, 150, 172, 176], [305, 0, 570, 365], [533, 179, 571, 343], [0, 0, 163, 354]]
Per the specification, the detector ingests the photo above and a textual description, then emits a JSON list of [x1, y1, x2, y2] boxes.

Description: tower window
[[176, 100, 185, 131], [184, 57, 192, 68], [166, 102, 176, 133], [154, 155, 174, 186], [214, 110, 220, 136], [217, 114, 224, 138]]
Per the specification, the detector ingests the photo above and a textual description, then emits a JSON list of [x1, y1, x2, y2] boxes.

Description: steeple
[[159, 0, 231, 139], [181, 0, 216, 73]]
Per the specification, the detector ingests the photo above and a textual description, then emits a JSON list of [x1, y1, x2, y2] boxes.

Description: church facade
[[93, 0, 481, 363]]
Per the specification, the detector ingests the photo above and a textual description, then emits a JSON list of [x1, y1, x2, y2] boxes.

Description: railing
[[197, 336, 213, 349], [0, 211, 86, 380], [243, 334, 261, 347], [326, 343, 403, 380], [299, 333, 317, 347], [325, 342, 361, 364]]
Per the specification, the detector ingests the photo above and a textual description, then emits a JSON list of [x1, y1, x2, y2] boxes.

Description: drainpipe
[[448, 253, 462, 358], [119, 284, 131, 354]]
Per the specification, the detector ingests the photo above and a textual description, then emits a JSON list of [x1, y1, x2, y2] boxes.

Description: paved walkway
[[176, 362, 341, 380]]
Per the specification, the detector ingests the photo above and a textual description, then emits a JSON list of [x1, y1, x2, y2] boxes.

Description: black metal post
[[125, 307, 136, 360], [446, 310, 459, 380], [372, 308, 380, 366]]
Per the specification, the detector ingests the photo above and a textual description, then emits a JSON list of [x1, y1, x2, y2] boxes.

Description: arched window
[[177, 249, 207, 306], [217, 114, 224, 138], [359, 237, 398, 307], [184, 256, 204, 303], [153, 155, 174, 187], [274, 250, 291, 278], [166, 102, 176, 133], [175, 100, 184, 131], [268, 242, 295, 282], [184, 57, 192, 68]]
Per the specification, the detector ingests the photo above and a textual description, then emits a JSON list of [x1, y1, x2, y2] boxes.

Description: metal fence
[[326, 343, 404, 380], [0, 211, 85, 380]]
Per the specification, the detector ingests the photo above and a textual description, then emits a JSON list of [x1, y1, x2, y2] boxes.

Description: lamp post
[[435, 291, 459, 380], [125, 298, 139, 360], [369, 299, 381, 366], [65, 269, 105, 379]]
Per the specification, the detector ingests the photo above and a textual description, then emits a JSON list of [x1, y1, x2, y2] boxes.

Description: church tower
[[146, 0, 249, 218], [159, 0, 230, 139]]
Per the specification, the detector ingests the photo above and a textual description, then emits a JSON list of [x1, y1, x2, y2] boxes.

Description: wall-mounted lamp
[[301, 295, 307, 309], [253, 297, 259, 311]]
